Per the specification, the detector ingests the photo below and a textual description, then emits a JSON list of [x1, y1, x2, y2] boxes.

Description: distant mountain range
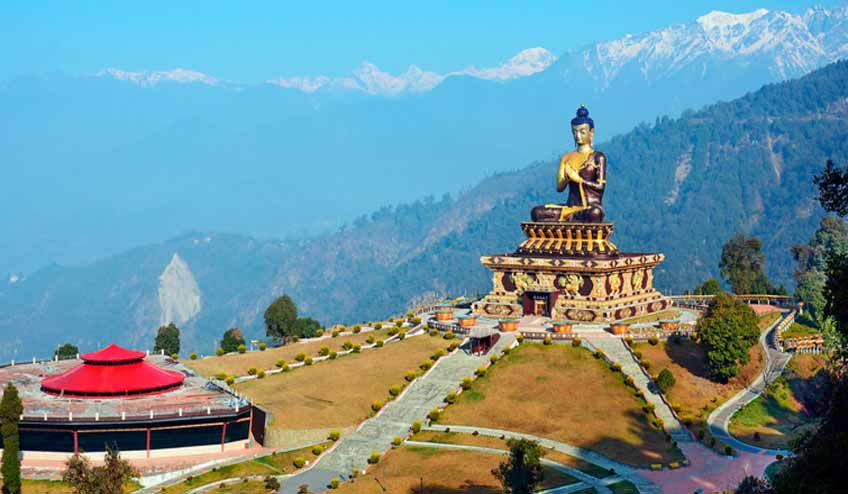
[[2, 59, 846, 362], [3, 5, 848, 277]]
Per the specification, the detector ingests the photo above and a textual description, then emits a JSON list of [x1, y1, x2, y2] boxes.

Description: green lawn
[[780, 321, 820, 340], [608, 481, 639, 494]]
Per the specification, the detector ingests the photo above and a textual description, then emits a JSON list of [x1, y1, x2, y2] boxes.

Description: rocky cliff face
[[158, 253, 202, 327]]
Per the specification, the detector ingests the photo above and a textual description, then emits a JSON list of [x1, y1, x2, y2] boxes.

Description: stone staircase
[[584, 337, 692, 444], [278, 334, 515, 493]]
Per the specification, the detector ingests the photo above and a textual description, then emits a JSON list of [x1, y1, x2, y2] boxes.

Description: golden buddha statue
[[531, 105, 607, 223]]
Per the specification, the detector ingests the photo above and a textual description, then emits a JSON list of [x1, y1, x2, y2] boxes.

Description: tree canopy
[[265, 295, 298, 339], [697, 292, 760, 381], [54, 343, 79, 360], [491, 438, 546, 494], [1, 383, 23, 494], [221, 328, 246, 353], [153, 323, 180, 356], [719, 234, 779, 295], [63, 445, 138, 494], [694, 277, 724, 295], [792, 216, 848, 323]]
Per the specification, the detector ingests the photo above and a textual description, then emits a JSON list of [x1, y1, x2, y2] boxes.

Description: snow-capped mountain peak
[[457, 47, 556, 81], [97, 67, 221, 87], [696, 8, 769, 30]]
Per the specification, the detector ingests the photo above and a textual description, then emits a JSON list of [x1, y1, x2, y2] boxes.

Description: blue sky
[[1, 0, 841, 82]]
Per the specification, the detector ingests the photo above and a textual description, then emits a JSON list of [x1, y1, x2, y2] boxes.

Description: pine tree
[[1, 383, 23, 494]]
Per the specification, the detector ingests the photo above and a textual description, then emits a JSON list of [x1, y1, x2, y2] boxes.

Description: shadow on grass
[[410, 482, 500, 494], [664, 338, 713, 380]]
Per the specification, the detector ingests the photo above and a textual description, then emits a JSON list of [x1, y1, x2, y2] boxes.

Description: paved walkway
[[276, 335, 515, 494], [582, 337, 692, 444], [707, 312, 794, 456], [426, 424, 662, 494]]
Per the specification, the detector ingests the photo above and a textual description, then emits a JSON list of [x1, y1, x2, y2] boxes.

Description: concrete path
[[276, 335, 515, 494], [427, 424, 662, 494], [707, 312, 794, 456], [582, 337, 692, 444]]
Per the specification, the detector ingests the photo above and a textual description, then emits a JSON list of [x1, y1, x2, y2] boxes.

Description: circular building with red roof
[[41, 344, 185, 397]]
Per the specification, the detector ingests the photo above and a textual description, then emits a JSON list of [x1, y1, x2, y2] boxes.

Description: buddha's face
[[571, 124, 594, 146]]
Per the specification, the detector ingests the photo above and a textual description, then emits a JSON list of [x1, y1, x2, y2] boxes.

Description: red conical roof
[[41, 344, 184, 398], [80, 344, 145, 364]]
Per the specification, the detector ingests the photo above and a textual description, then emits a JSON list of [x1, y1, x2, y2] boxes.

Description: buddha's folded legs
[[531, 204, 604, 223]]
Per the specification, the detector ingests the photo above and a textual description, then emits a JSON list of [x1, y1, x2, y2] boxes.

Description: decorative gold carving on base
[[518, 222, 617, 256]]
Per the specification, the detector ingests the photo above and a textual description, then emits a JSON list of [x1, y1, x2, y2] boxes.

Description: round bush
[[429, 329, 439, 337], [312, 445, 323, 456], [329, 351, 338, 359], [369, 452, 381, 464], [475, 366, 487, 377], [398, 331, 406, 340], [330, 478, 340, 489], [304, 357, 313, 365], [276, 359, 286, 368], [366, 335, 375, 344], [376, 339, 385, 347], [405, 370, 418, 382], [543, 335, 552, 345], [516, 334, 525, 343], [448, 341, 460, 351], [412, 317, 421, 324], [225, 376, 235, 385], [295, 352, 306, 362], [445, 391, 457, 404], [170, 353, 179, 359], [489, 354, 499, 363], [371, 400, 383, 412], [259, 342, 267, 351], [247, 367, 258, 375], [216, 347, 225, 356], [189, 352, 198, 360], [411, 421, 422, 433], [420, 360, 433, 371], [328, 430, 341, 442], [342, 341, 353, 350], [392, 436, 402, 447], [353, 324, 362, 333], [215, 372, 227, 381], [352, 344, 361, 353], [610, 362, 622, 372], [237, 344, 246, 354], [293, 457, 305, 468], [656, 368, 676, 393], [461, 376, 473, 390], [427, 408, 441, 422], [257, 369, 265, 379], [648, 336, 660, 346], [444, 331, 455, 340], [432, 349, 446, 360], [572, 337, 582, 347], [332, 329, 340, 338], [315, 329, 324, 337], [389, 384, 402, 397], [319, 346, 331, 356], [641, 359, 652, 371], [374, 322, 383, 330]]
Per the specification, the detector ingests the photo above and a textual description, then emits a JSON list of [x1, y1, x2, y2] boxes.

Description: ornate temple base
[[472, 222, 669, 323]]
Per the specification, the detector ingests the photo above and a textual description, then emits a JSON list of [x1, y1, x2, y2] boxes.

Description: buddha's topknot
[[571, 105, 594, 129]]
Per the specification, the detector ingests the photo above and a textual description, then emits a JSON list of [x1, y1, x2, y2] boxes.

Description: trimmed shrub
[[461, 376, 473, 390], [304, 356, 313, 365], [392, 436, 402, 447], [388, 327, 399, 336], [501, 346, 512, 355], [189, 352, 198, 360], [170, 352, 179, 359], [624, 376, 635, 387], [405, 370, 418, 382], [329, 351, 338, 360], [257, 369, 265, 379], [633, 350, 643, 359], [395, 320, 404, 328], [593, 350, 604, 359], [237, 344, 246, 354], [432, 348, 447, 360], [330, 478, 340, 489], [216, 347, 225, 356], [448, 341, 460, 351], [247, 367, 258, 376], [427, 408, 441, 422], [374, 322, 383, 330], [369, 452, 381, 464], [352, 468, 360, 478], [389, 384, 402, 397], [656, 368, 676, 393], [342, 341, 353, 351], [625, 337, 634, 345], [332, 329, 340, 338], [610, 362, 622, 372], [328, 431, 341, 442], [353, 324, 362, 333], [371, 401, 383, 412], [650, 464, 662, 471], [724, 445, 734, 456], [215, 372, 227, 381], [259, 342, 266, 351], [225, 376, 235, 385], [376, 339, 385, 347], [420, 360, 433, 371], [475, 366, 487, 377], [445, 391, 457, 404], [276, 359, 286, 368], [516, 334, 525, 343], [412, 317, 421, 324], [366, 335, 375, 344], [543, 335, 552, 345], [444, 331, 455, 340], [489, 354, 499, 364], [281, 364, 290, 372], [648, 336, 659, 346], [641, 359, 652, 371], [315, 329, 324, 337], [571, 337, 582, 347], [293, 457, 306, 468], [352, 344, 361, 353], [312, 445, 323, 456], [319, 346, 331, 356], [411, 421, 422, 433], [398, 331, 406, 340], [295, 352, 306, 362], [429, 329, 439, 337]]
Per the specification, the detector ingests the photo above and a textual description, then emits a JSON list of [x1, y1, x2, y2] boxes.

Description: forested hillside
[[2, 61, 846, 360]]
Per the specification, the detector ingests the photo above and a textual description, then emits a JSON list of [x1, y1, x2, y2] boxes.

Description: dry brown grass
[[236, 335, 449, 430], [620, 309, 681, 325], [438, 343, 682, 467], [632, 311, 778, 446], [339, 445, 576, 494], [412, 430, 613, 478], [185, 329, 391, 378]]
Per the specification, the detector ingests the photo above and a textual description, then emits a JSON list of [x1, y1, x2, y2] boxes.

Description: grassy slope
[[438, 343, 683, 467], [339, 445, 577, 494], [235, 334, 449, 430], [728, 355, 827, 449], [185, 328, 392, 378]]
